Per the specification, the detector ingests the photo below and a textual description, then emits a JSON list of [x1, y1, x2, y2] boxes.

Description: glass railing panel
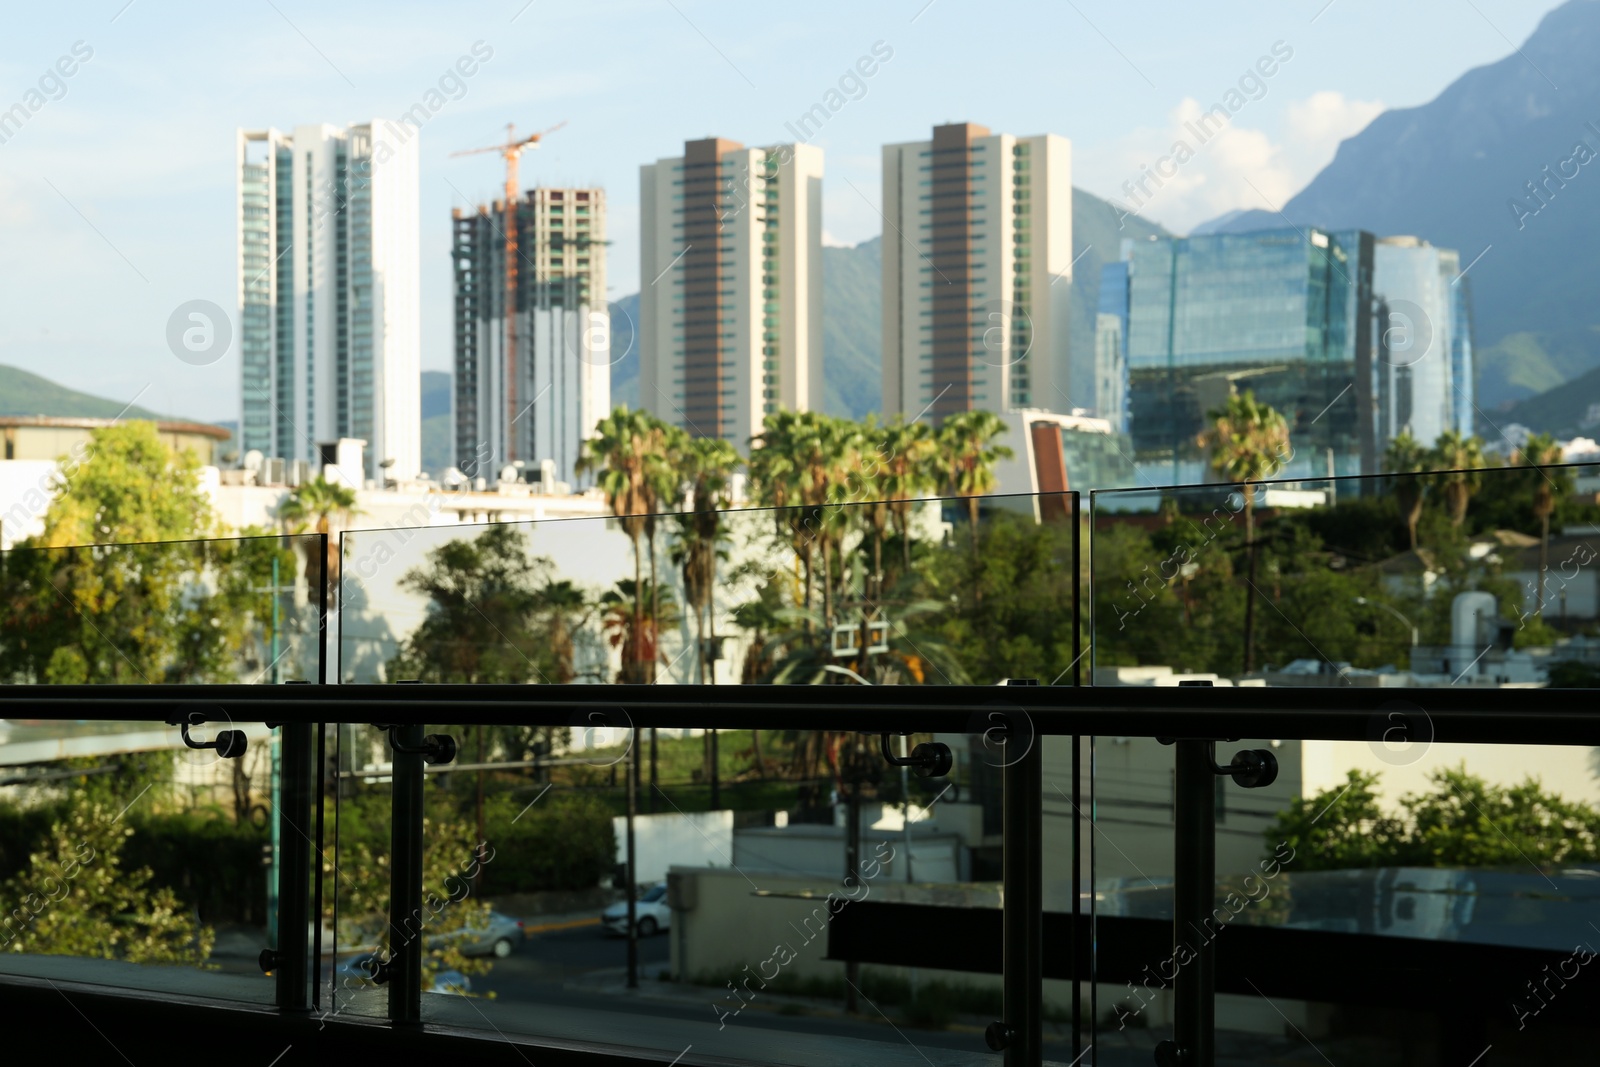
[[1089, 464, 1600, 1062], [339, 492, 1082, 689], [325, 721, 391, 1020], [411, 724, 1004, 1065], [0, 728, 282, 1004], [0, 534, 325, 1004], [0, 533, 326, 685]]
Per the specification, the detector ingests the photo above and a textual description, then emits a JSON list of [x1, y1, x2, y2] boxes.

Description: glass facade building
[[1114, 228, 1376, 484]]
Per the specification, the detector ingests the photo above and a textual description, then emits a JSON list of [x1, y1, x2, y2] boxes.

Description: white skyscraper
[[237, 121, 421, 484], [639, 137, 824, 443], [1374, 236, 1473, 447], [882, 122, 1073, 421]]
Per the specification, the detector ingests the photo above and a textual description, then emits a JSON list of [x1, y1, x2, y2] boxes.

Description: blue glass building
[[1111, 228, 1376, 484]]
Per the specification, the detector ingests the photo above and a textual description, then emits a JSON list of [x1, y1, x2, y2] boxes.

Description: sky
[[0, 0, 1571, 424]]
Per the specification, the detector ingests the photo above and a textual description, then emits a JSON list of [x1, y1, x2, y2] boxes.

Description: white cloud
[[1076, 90, 1384, 234]]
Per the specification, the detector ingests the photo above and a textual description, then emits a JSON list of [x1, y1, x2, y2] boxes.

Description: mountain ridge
[[1201, 0, 1600, 413]]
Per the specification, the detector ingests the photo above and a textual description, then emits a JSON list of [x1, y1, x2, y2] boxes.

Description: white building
[[451, 189, 609, 486], [639, 137, 824, 443], [237, 122, 422, 484], [881, 123, 1073, 421], [1373, 236, 1473, 446]]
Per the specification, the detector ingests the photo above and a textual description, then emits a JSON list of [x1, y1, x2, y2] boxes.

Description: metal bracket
[[167, 712, 247, 759], [374, 725, 457, 766], [878, 733, 952, 778]]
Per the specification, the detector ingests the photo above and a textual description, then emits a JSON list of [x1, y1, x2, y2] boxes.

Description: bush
[[479, 793, 616, 894]]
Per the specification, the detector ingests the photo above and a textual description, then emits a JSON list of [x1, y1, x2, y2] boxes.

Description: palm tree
[[1196, 391, 1290, 674], [878, 417, 938, 573], [1514, 433, 1569, 616], [1428, 430, 1486, 528], [278, 474, 360, 606], [578, 407, 666, 683], [599, 579, 680, 678], [935, 410, 1014, 558], [1195, 391, 1290, 545], [535, 579, 589, 683], [1384, 431, 1429, 550], [672, 437, 741, 684]]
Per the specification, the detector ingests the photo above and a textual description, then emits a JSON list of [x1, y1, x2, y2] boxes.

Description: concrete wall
[[614, 809, 733, 885]]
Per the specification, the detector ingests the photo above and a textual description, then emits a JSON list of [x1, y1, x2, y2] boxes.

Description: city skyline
[[0, 0, 1563, 425]]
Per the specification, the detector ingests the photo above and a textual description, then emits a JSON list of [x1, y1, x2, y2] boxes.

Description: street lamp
[[1354, 597, 1419, 647]]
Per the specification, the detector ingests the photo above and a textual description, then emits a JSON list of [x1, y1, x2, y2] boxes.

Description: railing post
[[274, 721, 314, 1011], [1002, 708, 1042, 1067], [388, 723, 426, 1025], [1169, 739, 1216, 1064]]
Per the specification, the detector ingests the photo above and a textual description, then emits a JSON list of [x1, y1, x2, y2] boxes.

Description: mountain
[[822, 237, 882, 419], [420, 370, 452, 476], [0, 364, 176, 422], [1494, 360, 1600, 438], [1201, 0, 1600, 411], [606, 189, 1168, 423]]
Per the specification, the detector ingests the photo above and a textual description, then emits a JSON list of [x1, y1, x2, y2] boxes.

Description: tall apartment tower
[[452, 187, 609, 486], [237, 122, 421, 483], [882, 123, 1073, 422], [1373, 236, 1474, 446], [639, 137, 824, 443]]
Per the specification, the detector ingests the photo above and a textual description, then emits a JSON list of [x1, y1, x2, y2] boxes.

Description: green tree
[[0, 423, 284, 685], [1511, 433, 1572, 617], [1196, 392, 1290, 673], [1383, 431, 1429, 549], [1195, 391, 1290, 544], [1265, 767, 1600, 871], [935, 410, 1014, 558], [579, 407, 673, 682], [670, 437, 741, 684], [1428, 430, 1487, 528], [278, 474, 360, 605], [1264, 771, 1408, 871], [877, 416, 938, 573], [0, 791, 213, 964], [385, 525, 555, 684], [599, 578, 680, 680]]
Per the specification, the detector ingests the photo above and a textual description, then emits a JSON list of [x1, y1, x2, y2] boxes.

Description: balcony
[[2, 470, 1597, 1066]]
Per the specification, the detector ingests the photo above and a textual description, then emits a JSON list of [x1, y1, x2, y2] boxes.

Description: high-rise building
[[1109, 227, 1377, 484], [1373, 236, 1474, 445], [452, 187, 609, 486], [237, 122, 421, 484], [638, 137, 823, 443], [1094, 259, 1130, 433], [881, 122, 1073, 422]]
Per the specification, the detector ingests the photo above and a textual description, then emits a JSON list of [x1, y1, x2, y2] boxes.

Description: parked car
[[332, 955, 472, 994], [425, 910, 525, 958], [602, 882, 670, 937]]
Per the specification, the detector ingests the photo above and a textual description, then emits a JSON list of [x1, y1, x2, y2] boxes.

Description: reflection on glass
[[0, 712, 279, 1003], [1088, 464, 1600, 1060], [339, 493, 1081, 688], [401, 725, 1002, 1065]]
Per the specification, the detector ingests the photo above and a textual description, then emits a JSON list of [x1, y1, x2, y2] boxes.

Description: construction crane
[[451, 121, 566, 462]]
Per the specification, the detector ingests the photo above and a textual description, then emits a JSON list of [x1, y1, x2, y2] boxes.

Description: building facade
[[1373, 236, 1474, 446], [881, 123, 1073, 422], [639, 138, 823, 444], [1094, 259, 1130, 433], [452, 188, 609, 486], [1109, 227, 1376, 484], [237, 122, 421, 484]]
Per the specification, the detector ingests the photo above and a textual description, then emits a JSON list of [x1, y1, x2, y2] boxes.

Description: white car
[[602, 882, 671, 937]]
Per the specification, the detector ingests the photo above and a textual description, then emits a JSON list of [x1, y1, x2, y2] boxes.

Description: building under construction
[[451, 186, 609, 488]]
